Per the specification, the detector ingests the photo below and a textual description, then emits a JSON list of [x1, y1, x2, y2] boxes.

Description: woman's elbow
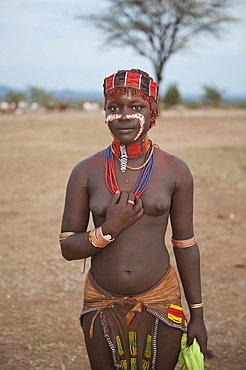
[[60, 243, 73, 261]]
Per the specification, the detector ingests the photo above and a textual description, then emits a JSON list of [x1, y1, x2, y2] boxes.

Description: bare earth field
[[0, 109, 245, 369]]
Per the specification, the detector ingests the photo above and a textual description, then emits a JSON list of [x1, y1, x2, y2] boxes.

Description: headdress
[[103, 71, 159, 102]]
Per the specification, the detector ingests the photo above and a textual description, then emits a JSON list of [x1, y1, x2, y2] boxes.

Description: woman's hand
[[102, 191, 144, 238], [187, 317, 208, 355]]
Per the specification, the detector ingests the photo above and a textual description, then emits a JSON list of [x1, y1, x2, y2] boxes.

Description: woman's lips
[[117, 127, 134, 133]]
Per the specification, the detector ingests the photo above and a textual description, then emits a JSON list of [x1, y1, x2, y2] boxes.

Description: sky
[[0, 0, 246, 97]]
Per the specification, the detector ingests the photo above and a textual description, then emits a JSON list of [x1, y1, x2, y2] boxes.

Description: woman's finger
[[187, 336, 194, 347], [119, 191, 129, 204], [134, 196, 143, 209], [136, 207, 144, 219], [110, 191, 121, 206]]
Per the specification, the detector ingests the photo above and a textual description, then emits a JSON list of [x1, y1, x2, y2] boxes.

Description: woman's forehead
[[105, 90, 149, 104]]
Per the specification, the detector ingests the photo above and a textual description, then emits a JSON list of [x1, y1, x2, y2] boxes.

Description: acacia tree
[[202, 85, 224, 106], [163, 84, 181, 107], [79, 0, 237, 86], [28, 87, 57, 106], [4, 91, 26, 105]]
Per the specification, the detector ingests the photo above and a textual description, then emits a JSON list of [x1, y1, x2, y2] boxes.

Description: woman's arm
[[60, 161, 101, 260], [170, 157, 207, 354]]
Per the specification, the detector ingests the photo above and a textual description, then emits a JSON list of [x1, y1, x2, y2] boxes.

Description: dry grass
[[0, 109, 245, 369]]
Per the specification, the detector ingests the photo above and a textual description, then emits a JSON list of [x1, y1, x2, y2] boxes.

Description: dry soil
[[0, 109, 245, 369]]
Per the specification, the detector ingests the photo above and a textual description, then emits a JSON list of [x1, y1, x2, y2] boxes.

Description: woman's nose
[[120, 108, 129, 121]]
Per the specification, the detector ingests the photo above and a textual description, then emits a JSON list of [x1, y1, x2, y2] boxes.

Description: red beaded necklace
[[104, 144, 155, 197], [111, 136, 151, 159]]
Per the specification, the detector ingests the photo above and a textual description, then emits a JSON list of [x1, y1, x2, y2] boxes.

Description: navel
[[124, 269, 132, 275]]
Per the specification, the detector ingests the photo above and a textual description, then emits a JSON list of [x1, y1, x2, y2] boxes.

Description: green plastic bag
[[178, 333, 204, 370]]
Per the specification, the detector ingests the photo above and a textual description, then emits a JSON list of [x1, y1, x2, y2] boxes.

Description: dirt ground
[[0, 108, 245, 369]]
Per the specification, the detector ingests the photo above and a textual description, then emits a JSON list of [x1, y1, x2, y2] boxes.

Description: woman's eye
[[110, 106, 119, 112], [132, 105, 141, 111]]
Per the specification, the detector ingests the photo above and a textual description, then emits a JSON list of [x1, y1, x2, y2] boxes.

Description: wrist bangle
[[87, 227, 115, 248], [87, 229, 95, 245], [189, 302, 204, 309]]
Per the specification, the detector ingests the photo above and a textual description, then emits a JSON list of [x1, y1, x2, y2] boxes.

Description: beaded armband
[[59, 232, 76, 241], [171, 234, 197, 248], [87, 227, 115, 249]]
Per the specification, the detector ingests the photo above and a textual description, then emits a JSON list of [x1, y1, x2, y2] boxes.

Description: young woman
[[60, 69, 207, 370]]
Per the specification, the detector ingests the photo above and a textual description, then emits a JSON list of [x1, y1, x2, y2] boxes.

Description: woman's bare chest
[[88, 163, 174, 217]]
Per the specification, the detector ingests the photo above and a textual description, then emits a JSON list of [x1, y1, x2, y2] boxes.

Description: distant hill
[[53, 89, 103, 101], [0, 85, 245, 102], [0, 85, 25, 98], [181, 92, 246, 102], [0, 85, 103, 102]]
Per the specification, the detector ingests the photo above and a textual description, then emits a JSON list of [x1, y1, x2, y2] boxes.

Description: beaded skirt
[[80, 265, 187, 369]]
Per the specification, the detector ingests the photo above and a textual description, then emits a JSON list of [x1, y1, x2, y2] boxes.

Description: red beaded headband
[[103, 71, 159, 102]]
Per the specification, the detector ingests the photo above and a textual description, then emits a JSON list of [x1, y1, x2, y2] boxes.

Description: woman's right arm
[[60, 161, 100, 261], [60, 160, 144, 261]]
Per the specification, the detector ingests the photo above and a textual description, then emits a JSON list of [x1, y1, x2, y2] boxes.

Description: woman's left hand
[[187, 318, 208, 354]]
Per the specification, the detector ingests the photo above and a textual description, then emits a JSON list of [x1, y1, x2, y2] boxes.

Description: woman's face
[[105, 92, 151, 144]]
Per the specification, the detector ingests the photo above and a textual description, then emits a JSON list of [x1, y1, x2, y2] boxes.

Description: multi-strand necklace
[[104, 137, 155, 197]]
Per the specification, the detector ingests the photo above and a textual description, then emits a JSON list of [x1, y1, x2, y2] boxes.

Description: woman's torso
[[86, 146, 176, 296]]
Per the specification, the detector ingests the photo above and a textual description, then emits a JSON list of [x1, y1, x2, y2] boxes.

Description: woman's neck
[[111, 136, 152, 159]]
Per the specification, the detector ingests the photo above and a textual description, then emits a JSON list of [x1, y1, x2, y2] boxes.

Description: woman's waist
[[90, 253, 170, 296]]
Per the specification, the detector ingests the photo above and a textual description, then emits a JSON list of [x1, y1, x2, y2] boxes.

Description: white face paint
[[105, 113, 146, 141], [105, 114, 122, 124], [126, 113, 145, 141]]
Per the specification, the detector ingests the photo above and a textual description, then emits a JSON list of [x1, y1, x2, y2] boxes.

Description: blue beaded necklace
[[104, 144, 155, 197]]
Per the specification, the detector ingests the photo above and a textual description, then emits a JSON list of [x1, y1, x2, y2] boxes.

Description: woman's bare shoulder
[[67, 150, 105, 186], [73, 149, 105, 172], [155, 146, 193, 188], [156, 146, 190, 170]]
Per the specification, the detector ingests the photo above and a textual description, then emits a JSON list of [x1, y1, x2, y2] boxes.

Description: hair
[[104, 69, 159, 127]]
